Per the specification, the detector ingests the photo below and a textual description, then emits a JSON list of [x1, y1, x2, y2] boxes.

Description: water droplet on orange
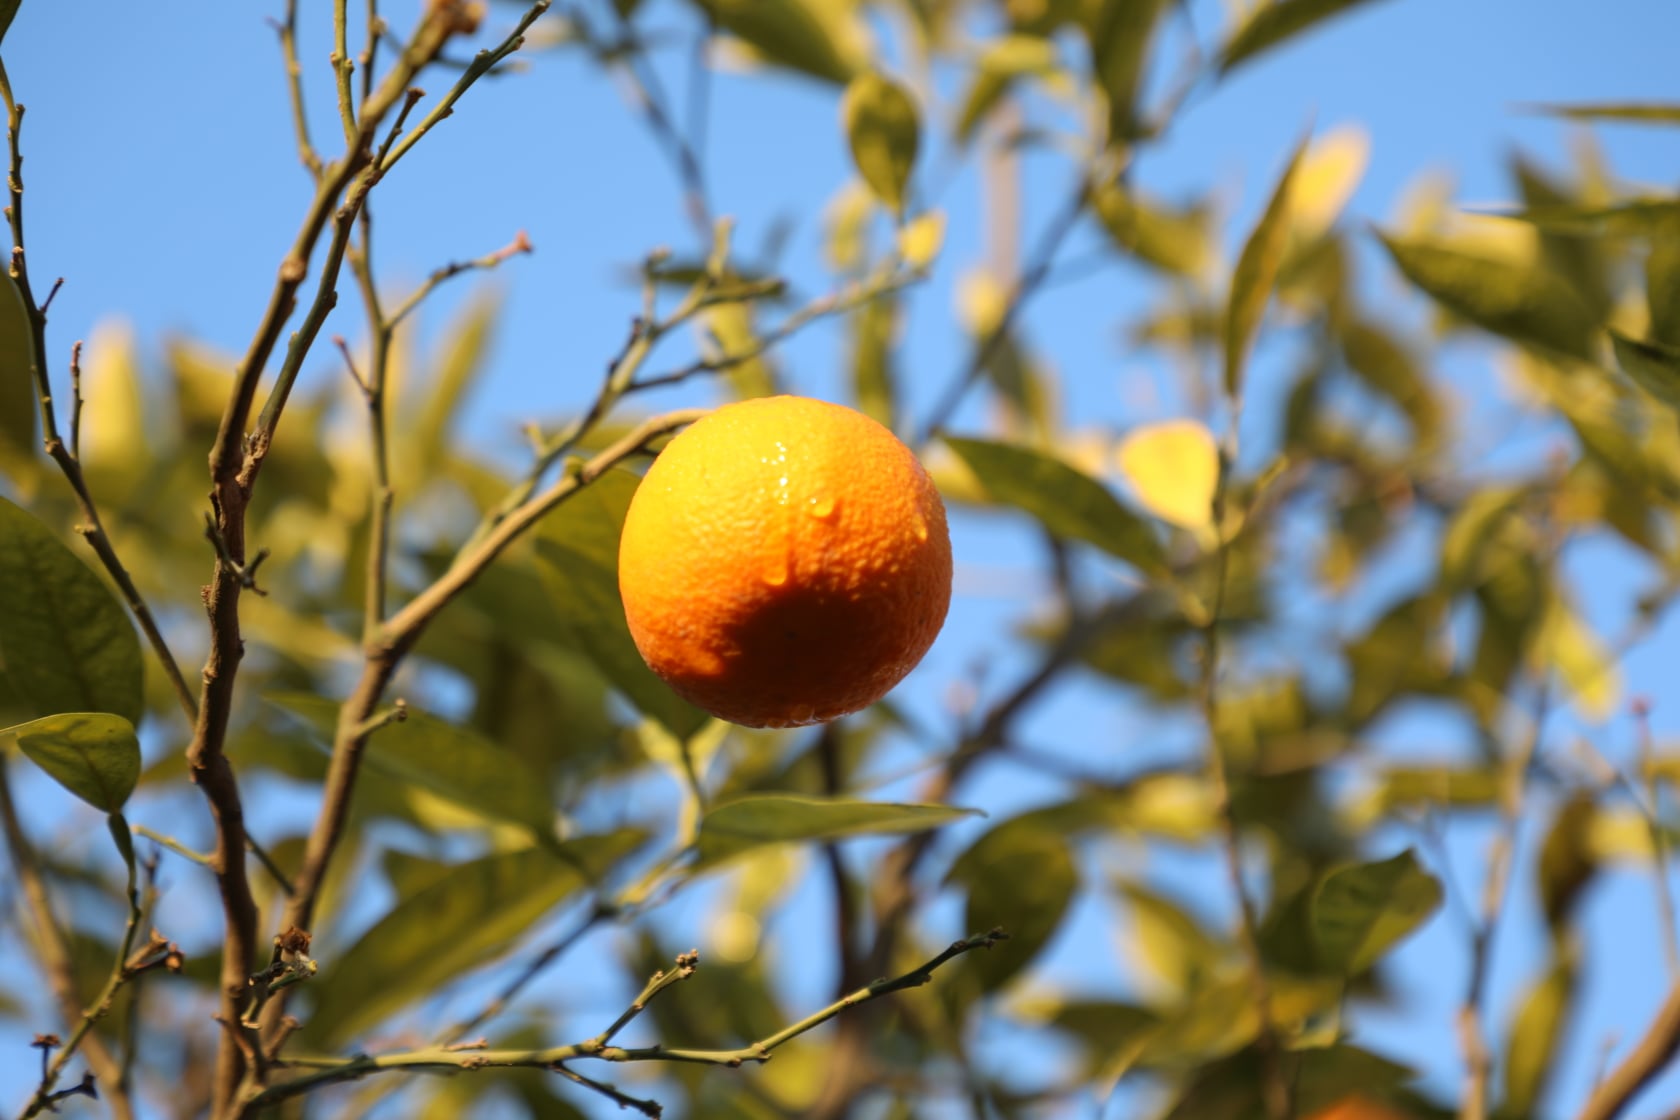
[[809, 493, 839, 520]]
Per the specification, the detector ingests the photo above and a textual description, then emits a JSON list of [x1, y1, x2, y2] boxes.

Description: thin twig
[[385, 229, 533, 329], [442, 903, 610, 1043], [271, 1, 323, 179], [1576, 984, 1680, 1120], [333, 0, 357, 145], [554, 1065, 663, 1118], [605, 17, 710, 238], [245, 931, 1006, 1109]]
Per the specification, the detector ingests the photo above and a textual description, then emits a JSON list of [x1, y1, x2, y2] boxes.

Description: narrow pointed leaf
[[1482, 199, 1680, 238], [695, 793, 980, 869], [536, 468, 707, 740], [1219, 0, 1390, 76], [307, 830, 644, 1045], [1085, 0, 1169, 143], [0, 496, 142, 724], [1525, 102, 1680, 125], [1312, 849, 1443, 974], [1502, 951, 1577, 1116], [695, 0, 858, 84], [946, 436, 1166, 575], [268, 694, 556, 839], [1610, 328, 1680, 409], [8, 712, 140, 812], [1226, 135, 1309, 397]]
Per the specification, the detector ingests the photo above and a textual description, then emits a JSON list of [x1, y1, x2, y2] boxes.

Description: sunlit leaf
[[0, 272, 37, 478], [1503, 949, 1577, 1117], [308, 830, 643, 1045], [1084, 0, 1169, 143], [1219, 0, 1392, 76], [1116, 880, 1223, 996], [1609, 327, 1680, 409], [946, 436, 1167, 575], [6, 712, 140, 813], [695, 793, 979, 869], [535, 468, 708, 741], [1439, 486, 1525, 590], [850, 290, 899, 430], [1525, 102, 1680, 125], [1312, 849, 1443, 974], [1093, 186, 1213, 277], [841, 72, 919, 215], [1538, 793, 1598, 931], [1485, 198, 1680, 238], [0, 496, 143, 725], [414, 291, 499, 475], [1376, 232, 1599, 360], [695, 0, 861, 84], [1291, 124, 1370, 242], [1339, 318, 1439, 445], [954, 35, 1060, 147], [897, 209, 945, 270], [1535, 596, 1619, 722], [1227, 134, 1309, 397], [1115, 419, 1220, 535], [267, 694, 557, 840]]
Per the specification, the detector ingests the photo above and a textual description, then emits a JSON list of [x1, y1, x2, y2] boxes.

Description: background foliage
[[3, 0, 1680, 1118]]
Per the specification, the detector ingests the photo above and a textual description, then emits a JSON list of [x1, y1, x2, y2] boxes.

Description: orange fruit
[[617, 395, 952, 728]]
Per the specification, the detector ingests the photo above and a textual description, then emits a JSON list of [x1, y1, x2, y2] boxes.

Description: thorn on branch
[[37, 275, 62, 316], [201, 513, 271, 596], [334, 335, 370, 398]]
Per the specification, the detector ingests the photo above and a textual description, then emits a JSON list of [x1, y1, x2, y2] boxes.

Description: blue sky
[[5, 0, 1680, 1116]]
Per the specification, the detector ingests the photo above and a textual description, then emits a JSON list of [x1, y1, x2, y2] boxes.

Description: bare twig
[[385, 228, 533, 329], [1576, 984, 1680, 1120], [442, 902, 610, 1043], [245, 932, 1005, 1110], [554, 1065, 663, 1118], [333, 0, 357, 145], [271, 0, 323, 179]]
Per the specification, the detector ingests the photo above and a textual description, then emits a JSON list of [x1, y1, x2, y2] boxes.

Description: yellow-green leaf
[[1311, 849, 1443, 974], [0, 272, 36, 477], [1610, 327, 1680, 409], [1092, 186, 1212, 277], [841, 72, 920, 215], [946, 436, 1167, 576], [696, 0, 861, 84], [1525, 102, 1680, 126], [1226, 134, 1310, 397], [0, 496, 143, 725], [696, 793, 979, 869], [954, 35, 1060, 147], [1502, 950, 1577, 1117], [897, 209, 945, 270], [1535, 596, 1619, 722], [1084, 0, 1170, 143], [1115, 419, 1220, 535], [1219, 0, 1391, 77], [7, 712, 140, 813]]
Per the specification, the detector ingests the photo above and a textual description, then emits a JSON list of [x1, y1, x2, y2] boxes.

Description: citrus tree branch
[[244, 932, 1005, 1112], [1576, 982, 1680, 1120], [271, 0, 323, 180]]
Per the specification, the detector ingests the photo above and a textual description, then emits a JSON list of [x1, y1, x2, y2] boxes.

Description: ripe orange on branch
[[618, 396, 952, 729]]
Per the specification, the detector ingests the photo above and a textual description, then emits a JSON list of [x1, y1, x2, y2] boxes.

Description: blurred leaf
[[948, 817, 1076, 990], [1116, 419, 1220, 535], [414, 291, 498, 473], [945, 436, 1166, 576], [1610, 328, 1680, 410], [0, 496, 143, 725], [1501, 949, 1577, 1118], [267, 694, 556, 840], [1535, 596, 1619, 722], [695, 793, 979, 869], [701, 302, 778, 399], [1376, 233, 1599, 360], [0, 272, 37, 478], [1219, 0, 1391, 76], [695, 0, 860, 84], [1525, 102, 1680, 125], [1084, 0, 1169, 143], [1227, 134, 1309, 397], [1488, 198, 1680, 238], [1340, 319, 1439, 446], [535, 468, 708, 740], [7, 712, 140, 812], [1439, 487, 1525, 591], [1045, 1000, 1160, 1078], [897, 209, 945, 271], [1312, 849, 1443, 974], [954, 35, 1060, 147], [850, 290, 899, 430], [1093, 186, 1213, 277], [0, 2, 21, 49], [1116, 880, 1223, 996], [842, 72, 919, 215], [1537, 793, 1597, 932], [1648, 223, 1680, 346], [1292, 125, 1371, 243], [1345, 594, 1447, 726], [308, 830, 643, 1045], [1164, 1044, 1415, 1120]]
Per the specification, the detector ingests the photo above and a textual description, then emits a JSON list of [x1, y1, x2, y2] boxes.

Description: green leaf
[[1084, 0, 1170, 143], [1525, 102, 1680, 125], [1219, 0, 1391, 76], [1537, 793, 1597, 931], [307, 830, 643, 1045], [948, 817, 1077, 991], [1610, 327, 1680, 409], [0, 497, 142, 725], [267, 694, 556, 840], [0, 2, 20, 51], [7, 712, 140, 812], [1502, 950, 1577, 1117], [1226, 134, 1309, 397], [693, 0, 859, 85], [695, 793, 979, 869], [1439, 487, 1526, 591], [1092, 186, 1212, 277], [0, 272, 36, 477], [1311, 848, 1443, 974], [954, 35, 1060, 147], [414, 291, 498, 473], [1483, 198, 1680, 238], [944, 436, 1166, 576], [534, 468, 707, 740], [850, 291, 898, 430], [1339, 318, 1439, 445], [1375, 233, 1599, 361], [841, 72, 919, 216]]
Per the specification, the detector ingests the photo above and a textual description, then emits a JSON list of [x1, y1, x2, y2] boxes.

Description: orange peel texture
[[617, 395, 952, 728]]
